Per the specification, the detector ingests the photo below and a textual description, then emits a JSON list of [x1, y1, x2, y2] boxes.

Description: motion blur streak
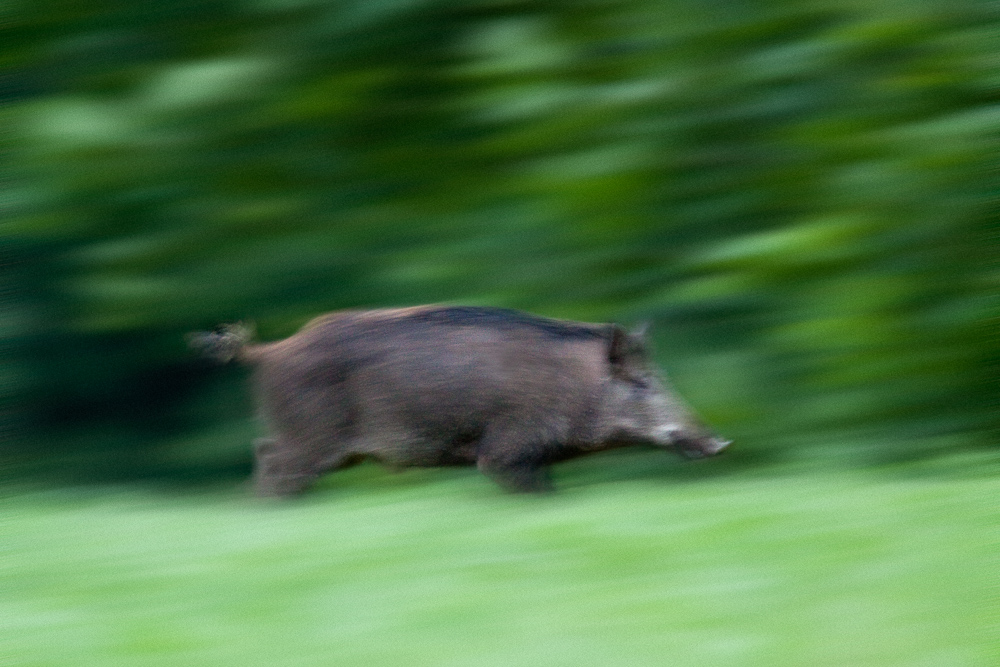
[[1, 1, 996, 664]]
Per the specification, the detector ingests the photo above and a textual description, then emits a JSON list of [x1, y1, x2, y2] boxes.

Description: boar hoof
[[478, 459, 553, 493], [255, 473, 315, 498]]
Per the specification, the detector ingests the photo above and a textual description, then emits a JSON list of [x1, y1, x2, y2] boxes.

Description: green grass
[[2, 454, 998, 667]]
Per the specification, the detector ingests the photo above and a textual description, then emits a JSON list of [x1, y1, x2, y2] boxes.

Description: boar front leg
[[476, 430, 555, 493], [253, 436, 320, 497]]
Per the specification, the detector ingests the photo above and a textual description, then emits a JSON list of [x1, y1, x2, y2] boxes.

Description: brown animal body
[[189, 306, 729, 496]]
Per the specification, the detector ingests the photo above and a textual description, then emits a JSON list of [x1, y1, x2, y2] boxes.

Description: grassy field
[[2, 453, 998, 667]]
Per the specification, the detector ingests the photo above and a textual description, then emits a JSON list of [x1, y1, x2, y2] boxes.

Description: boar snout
[[699, 436, 731, 457], [676, 435, 731, 459], [653, 424, 730, 458]]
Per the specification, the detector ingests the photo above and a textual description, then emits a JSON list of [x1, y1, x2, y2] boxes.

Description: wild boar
[[188, 305, 729, 496]]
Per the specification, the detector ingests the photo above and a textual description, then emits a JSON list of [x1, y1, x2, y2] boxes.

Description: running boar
[[188, 306, 729, 496]]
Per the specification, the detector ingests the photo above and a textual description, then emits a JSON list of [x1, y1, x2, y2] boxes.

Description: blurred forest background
[[2, 0, 997, 483]]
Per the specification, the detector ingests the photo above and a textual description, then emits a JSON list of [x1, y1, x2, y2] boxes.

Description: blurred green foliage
[[2, 0, 997, 478]]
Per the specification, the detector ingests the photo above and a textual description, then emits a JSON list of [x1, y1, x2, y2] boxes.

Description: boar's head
[[601, 324, 730, 459]]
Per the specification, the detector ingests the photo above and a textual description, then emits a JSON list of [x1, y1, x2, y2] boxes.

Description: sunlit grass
[[3, 455, 997, 667]]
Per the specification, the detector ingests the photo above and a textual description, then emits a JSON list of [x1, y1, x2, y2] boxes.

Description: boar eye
[[629, 377, 650, 391]]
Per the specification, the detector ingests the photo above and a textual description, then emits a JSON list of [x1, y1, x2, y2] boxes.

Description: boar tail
[[185, 322, 260, 364]]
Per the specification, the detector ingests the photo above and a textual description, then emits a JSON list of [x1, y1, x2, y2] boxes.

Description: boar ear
[[608, 324, 630, 364]]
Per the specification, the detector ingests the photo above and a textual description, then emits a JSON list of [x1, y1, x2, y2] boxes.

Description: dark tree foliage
[[3, 0, 996, 479]]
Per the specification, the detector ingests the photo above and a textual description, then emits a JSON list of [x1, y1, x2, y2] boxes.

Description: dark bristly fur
[[189, 305, 729, 496], [406, 306, 608, 341]]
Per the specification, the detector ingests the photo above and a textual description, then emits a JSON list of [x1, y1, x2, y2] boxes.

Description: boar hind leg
[[253, 436, 321, 497], [476, 434, 554, 493]]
